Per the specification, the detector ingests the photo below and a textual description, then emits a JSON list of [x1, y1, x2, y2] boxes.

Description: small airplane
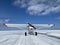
[[0, 23, 55, 36]]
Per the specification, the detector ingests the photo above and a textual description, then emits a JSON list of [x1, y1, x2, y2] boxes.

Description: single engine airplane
[[0, 23, 55, 36]]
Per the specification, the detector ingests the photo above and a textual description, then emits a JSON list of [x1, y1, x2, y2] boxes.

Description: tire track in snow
[[14, 35, 36, 45], [11, 35, 22, 45], [0, 35, 20, 45], [14, 35, 26, 45], [37, 34, 60, 45], [30, 35, 50, 45], [25, 35, 36, 45]]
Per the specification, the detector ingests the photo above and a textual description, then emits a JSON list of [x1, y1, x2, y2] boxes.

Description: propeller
[[28, 23, 36, 29]]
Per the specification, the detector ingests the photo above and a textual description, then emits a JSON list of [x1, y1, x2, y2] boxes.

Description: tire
[[25, 32, 27, 36], [35, 32, 37, 36]]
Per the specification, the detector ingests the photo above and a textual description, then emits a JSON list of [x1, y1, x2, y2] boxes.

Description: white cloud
[[5, 19, 10, 23], [57, 16, 60, 20], [0, 19, 10, 24], [27, 4, 49, 15], [13, 0, 60, 15]]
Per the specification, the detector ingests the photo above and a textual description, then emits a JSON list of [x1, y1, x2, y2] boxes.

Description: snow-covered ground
[[0, 30, 60, 45]]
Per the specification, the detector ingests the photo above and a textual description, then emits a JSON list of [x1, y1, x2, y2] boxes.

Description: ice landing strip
[[0, 30, 60, 45]]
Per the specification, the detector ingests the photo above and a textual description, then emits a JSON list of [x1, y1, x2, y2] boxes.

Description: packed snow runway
[[0, 30, 60, 45]]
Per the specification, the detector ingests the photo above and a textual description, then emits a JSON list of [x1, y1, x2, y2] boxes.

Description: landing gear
[[35, 32, 37, 36], [25, 32, 27, 36], [25, 32, 37, 36]]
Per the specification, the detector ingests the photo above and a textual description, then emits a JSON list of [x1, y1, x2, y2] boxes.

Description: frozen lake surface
[[0, 30, 60, 45]]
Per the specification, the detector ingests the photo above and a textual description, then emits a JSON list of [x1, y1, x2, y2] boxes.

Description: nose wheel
[[25, 32, 37, 36]]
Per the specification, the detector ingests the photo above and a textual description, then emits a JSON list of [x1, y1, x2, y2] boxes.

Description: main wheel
[[25, 32, 27, 36], [35, 32, 37, 36]]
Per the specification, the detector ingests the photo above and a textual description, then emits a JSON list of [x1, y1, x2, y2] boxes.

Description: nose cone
[[29, 26, 33, 29], [50, 24, 55, 27]]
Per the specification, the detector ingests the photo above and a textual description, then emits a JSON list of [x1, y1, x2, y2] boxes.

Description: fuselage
[[28, 23, 36, 35]]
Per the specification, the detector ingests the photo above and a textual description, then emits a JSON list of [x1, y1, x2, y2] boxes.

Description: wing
[[32, 24, 55, 29], [5, 24, 54, 29], [6, 24, 28, 29]]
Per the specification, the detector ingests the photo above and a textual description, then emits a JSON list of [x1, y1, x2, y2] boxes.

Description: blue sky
[[0, 0, 60, 28]]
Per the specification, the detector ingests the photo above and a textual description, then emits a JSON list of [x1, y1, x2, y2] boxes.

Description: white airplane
[[0, 23, 55, 36]]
